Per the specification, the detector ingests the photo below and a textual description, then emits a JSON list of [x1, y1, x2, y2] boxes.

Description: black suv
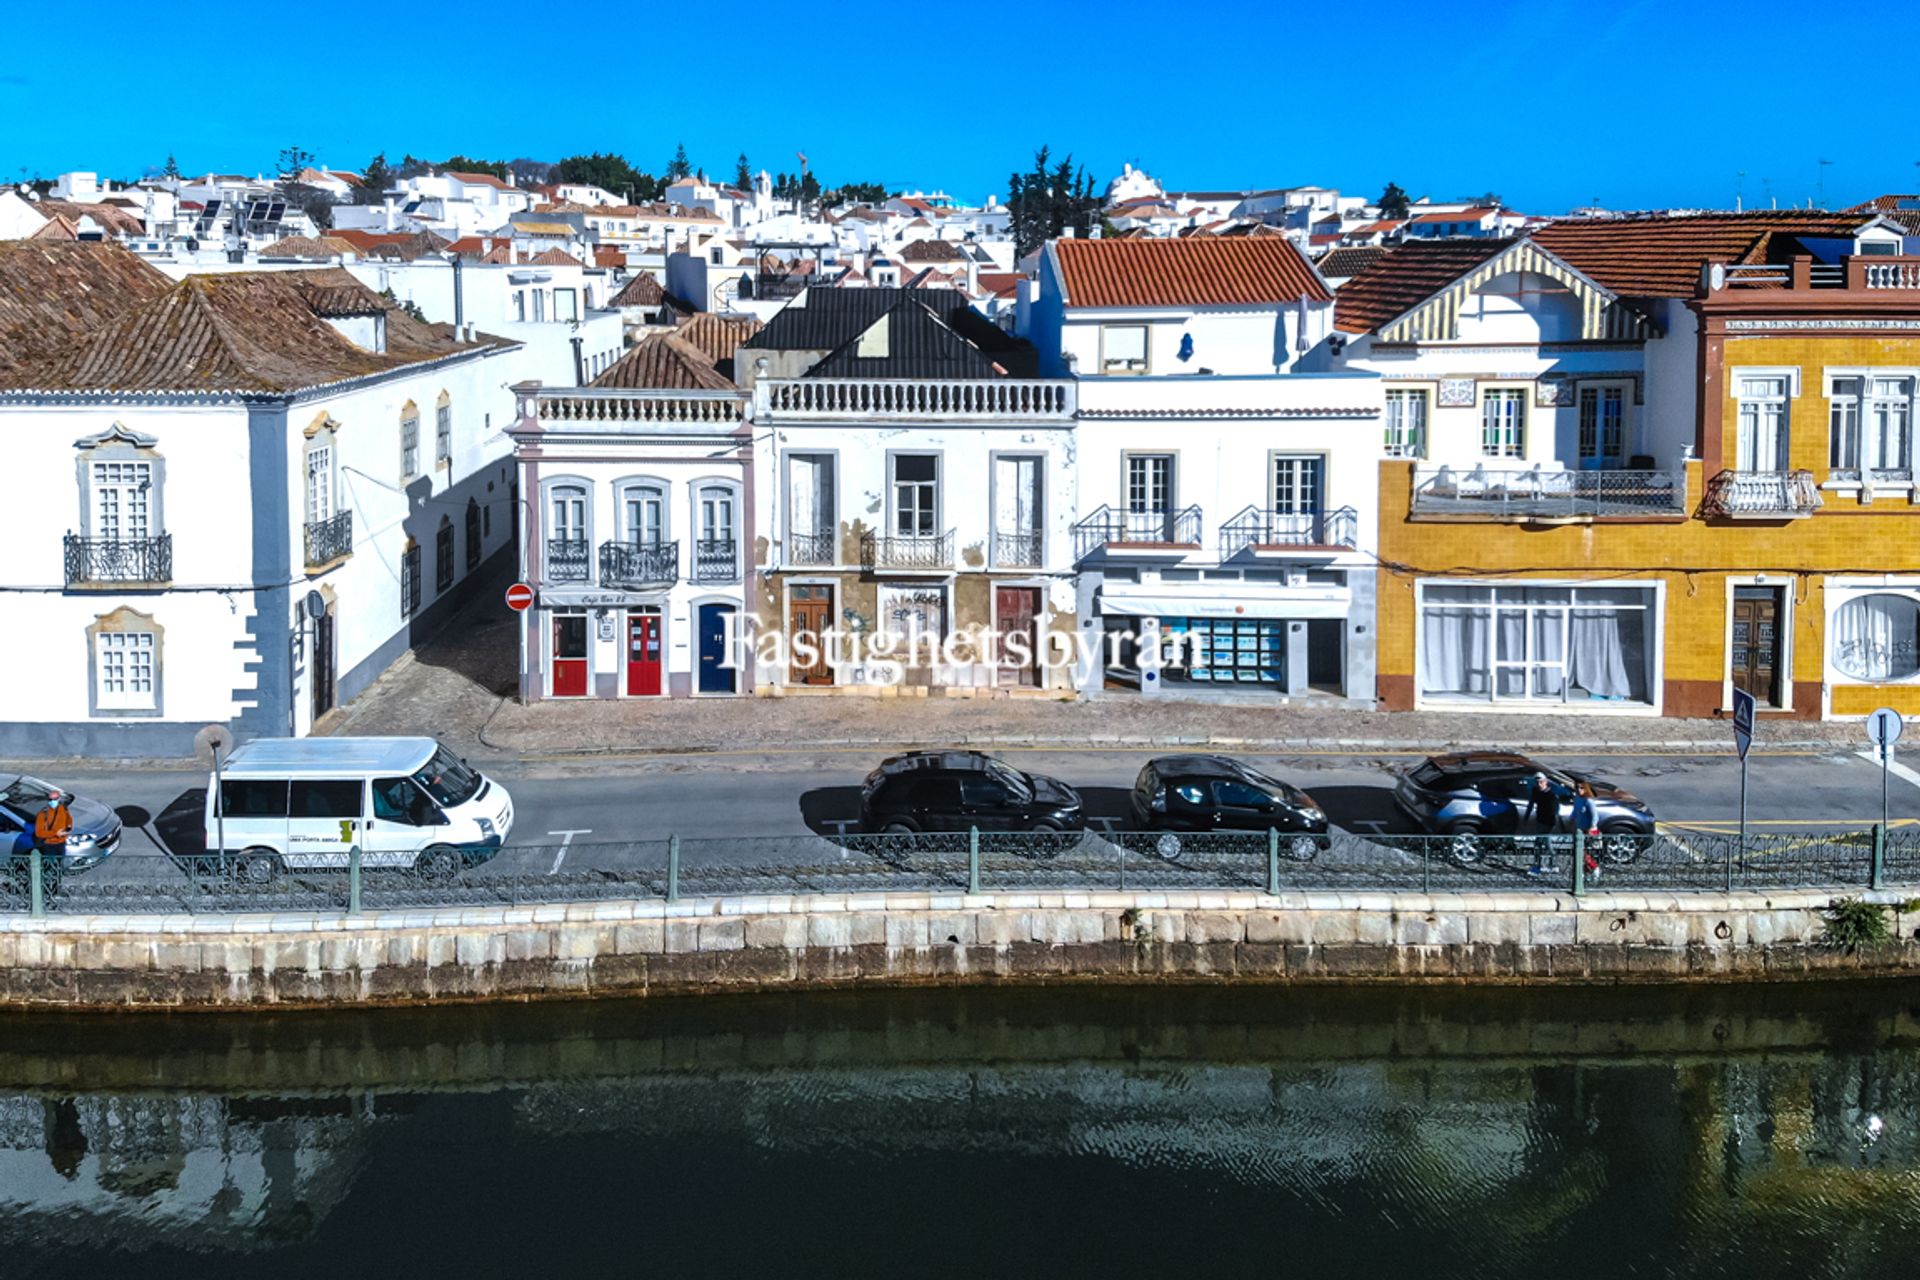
[[1393, 751, 1655, 863], [860, 752, 1085, 834], [1128, 755, 1329, 857]]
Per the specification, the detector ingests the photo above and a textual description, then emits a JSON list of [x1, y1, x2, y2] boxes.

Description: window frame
[[400, 403, 421, 479], [434, 393, 453, 466], [1383, 386, 1429, 459], [1100, 323, 1151, 375], [887, 452, 942, 539], [434, 517, 455, 593], [1577, 381, 1629, 466], [87, 606, 163, 718], [1479, 386, 1529, 459]]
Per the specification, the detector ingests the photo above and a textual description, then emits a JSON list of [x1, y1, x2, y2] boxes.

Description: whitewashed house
[[0, 243, 524, 755]]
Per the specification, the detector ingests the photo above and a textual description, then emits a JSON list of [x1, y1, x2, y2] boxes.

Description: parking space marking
[[546, 829, 591, 874], [1855, 749, 1920, 792]]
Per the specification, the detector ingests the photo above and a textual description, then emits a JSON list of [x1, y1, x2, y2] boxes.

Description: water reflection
[[0, 986, 1917, 1276]]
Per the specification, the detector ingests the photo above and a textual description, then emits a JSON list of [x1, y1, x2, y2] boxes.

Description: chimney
[[452, 254, 465, 337]]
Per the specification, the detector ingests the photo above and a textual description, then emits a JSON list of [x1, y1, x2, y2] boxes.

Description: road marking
[[546, 829, 591, 874], [1662, 818, 1917, 830], [520, 745, 1831, 764], [1855, 748, 1920, 793]]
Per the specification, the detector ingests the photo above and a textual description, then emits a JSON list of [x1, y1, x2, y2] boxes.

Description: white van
[[203, 737, 514, 880]]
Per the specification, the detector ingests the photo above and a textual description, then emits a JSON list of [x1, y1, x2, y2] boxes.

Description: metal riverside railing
[[6, 825, 1918, 918]]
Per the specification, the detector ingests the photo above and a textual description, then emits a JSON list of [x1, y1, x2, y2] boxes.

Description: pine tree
[[1377, 182, 1411, 221], [668, 143, 692, 181], [735, 152, 751, 188], [163, 153, 181, 180]]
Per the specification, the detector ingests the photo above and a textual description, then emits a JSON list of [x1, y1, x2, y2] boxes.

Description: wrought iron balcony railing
[[64, 533, 172, 586], [598, 540, 678, 587], [1411, 466, 1687, 520], [1071, 506, 1203, 560], [1703, 469, 1823, 519], [862, 529, 956, 570], [545, 537, 591, 582], [991, 530, 1044, 569], [303, 511, 353, 568], [692, 538, 739, 583], [786, 529, 836, 566], [1219, 506, 1358, 556]]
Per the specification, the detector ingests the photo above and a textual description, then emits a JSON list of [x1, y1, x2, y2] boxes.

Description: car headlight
[[477, 817, 495, 836], [66, 833, 96, 850]]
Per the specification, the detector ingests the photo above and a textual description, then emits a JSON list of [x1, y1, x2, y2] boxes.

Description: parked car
[[860, 752, 1085, 834], [1393, 752, 1655, 864], [0, 773, 124, 884], [1128, 755, 1328, 859]]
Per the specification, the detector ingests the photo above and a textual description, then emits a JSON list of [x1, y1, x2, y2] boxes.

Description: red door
[[552, 613, 588, 698], [627, 613, 663, 696], [996, 586, 1042, 688]]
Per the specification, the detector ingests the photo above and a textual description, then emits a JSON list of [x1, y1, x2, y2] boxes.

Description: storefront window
[[1419, 583, 1655, 707], [1831, 594, 1920, 682]]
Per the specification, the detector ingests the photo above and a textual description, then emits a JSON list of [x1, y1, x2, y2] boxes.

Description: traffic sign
[[1868, 706, 1904, 751], [1731, 688, 1756, 761], [505, 583, 535, 612]]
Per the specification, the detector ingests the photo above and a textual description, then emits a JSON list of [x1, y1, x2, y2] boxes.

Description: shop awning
[[1096, 589, 1350, 620], [536, 587, 663, 609]]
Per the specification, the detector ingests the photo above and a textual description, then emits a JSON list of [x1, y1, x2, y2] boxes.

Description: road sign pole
[[1738, 752, 1749, 884], [1885, 741, 1892, 841]]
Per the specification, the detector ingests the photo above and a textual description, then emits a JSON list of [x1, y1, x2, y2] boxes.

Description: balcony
[[862, 529, 956, 571], [528, 388, 746, 427], [599, 540, 678, 587], [692, 538, 739, 583], [303, 511, 353, 569], [1410, 466, 1687, 522], [786, 529, 837, 566], [546, 538, 591, 582], [64, 533, 172, 587], [1219, 506, 1358, 557], [1071, 506, 1203, 561], [757, 377, 1077, 423], [1703, 469, 1823, 519], [991, 530, 1044, 569]]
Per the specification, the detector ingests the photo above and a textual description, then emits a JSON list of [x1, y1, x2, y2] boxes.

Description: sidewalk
[[320, 596, 1862, 760]]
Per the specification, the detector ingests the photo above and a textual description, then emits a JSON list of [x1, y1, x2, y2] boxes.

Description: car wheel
[[232, 849, 281, 885], [1598, 824, 1649, 865], [1443, 823, 1485, 867], [880, 821, 917, 835], [1285, 832, 1320, 863]]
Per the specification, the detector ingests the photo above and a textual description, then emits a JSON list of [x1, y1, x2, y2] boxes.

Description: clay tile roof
[[448, 170, 511, 190], [593, 246, 626, 268], [977, 272, 1023, 298], [0, 241, 172, 377], [898, 238, 965, 262], [591, 332, 736, 390], [1052, 236, 1331, 307], [260, 235, 353, 259], [32, 199, 145, 236], [1332, 239, 1511, 334], [1530, 212, 1862, 298], [673, 312, 763, 366], [1315, 245, 1389, 280], [527, 247, 581, 266], [1411, 207, 1497, 224], [610, 273, 666, 307]]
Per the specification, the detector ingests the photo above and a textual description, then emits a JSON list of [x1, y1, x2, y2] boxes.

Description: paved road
[[14, 745, 1918, 885]]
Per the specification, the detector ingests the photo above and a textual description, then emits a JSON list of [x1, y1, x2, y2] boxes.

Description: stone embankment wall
[[2, 888, 1917, 1009]]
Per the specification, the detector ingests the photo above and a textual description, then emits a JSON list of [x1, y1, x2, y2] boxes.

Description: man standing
[[33, 791, 71, 859]]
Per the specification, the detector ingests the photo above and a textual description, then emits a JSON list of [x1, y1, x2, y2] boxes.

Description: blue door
[[698, 603, 737, 694]]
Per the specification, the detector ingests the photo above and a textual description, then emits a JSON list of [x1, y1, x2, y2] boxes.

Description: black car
[[860, 751, 1085, 834], [1128, 755, 1329, 858], [1392, 751, 1655, 863]]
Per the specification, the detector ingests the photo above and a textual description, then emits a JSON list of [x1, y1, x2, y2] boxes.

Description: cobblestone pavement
[[318, 595, 1863, 760]]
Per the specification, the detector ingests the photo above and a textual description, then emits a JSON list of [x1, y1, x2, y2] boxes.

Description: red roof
[[1532, 212, 1862, 298], [1052, 237, 1331, 308], [1333, 240, 1511, 334], [978, 272, 1023, 297], [1351, 220, 1403, 235], [1410, 208, 1497, 225], [448, 170, 511, 191]]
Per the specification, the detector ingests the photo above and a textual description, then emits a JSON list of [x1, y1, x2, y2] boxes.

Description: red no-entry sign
[[505, 583, 535, 612]]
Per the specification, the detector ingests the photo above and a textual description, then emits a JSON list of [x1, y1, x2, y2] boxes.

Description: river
[[1, 982, 1917, 1277]]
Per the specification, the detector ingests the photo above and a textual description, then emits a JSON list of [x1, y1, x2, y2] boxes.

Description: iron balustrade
[[786, 529, 837, 566], [545, 538, 591, 582], [63, 533, 172, 585], [757, 377, 1077, 422], [1071, 505, 1203, 559], [303, 511, 353, 568], [1411, 467, 1687, 520], [1219, 506, 1358, 556], [991, 530, 1044, 569], [599, 540, 678, 586], [862, 529, 956, 570], [1703, 469, 1823, 518], [693, 538, 739, 583]]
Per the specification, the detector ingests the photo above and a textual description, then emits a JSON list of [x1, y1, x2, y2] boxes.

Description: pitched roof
[[741, 287, 965, 352], [591, 333, 737, 391], [0, 241, 173, 377], [448, 170, 512, 191], [898, 238, 965, 262], [259, 235, 355, 259], [1410, 207, 1497, 224], [3, 268, 508, 393], [1050, 236, 1331, 307], [807, 299, 1008, 380], [673, 312, 763, 369], [1315, 245, 1389, 281], [977, 271, 1023, 298], [527, 247, 581, 266], [1530, 212, 1862, 298], [32, 199, 145, 236], [1332, 240, 1512, 333], [610, 273, 667, 307]]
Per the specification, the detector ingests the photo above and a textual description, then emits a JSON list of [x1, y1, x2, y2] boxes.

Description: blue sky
[[0, 0, 1908, 213]]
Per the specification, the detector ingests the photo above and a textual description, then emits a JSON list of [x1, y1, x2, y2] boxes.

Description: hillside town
[[6, 146, 1920, 758]]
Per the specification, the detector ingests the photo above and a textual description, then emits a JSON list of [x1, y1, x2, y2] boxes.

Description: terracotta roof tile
[[1052, 236, 1330, 308], [609, 273, 667, 307], [0, 241, 172, 376], [673, 312, 763, 366], [591, 333, 736, 391], [1332, 240, 1511, 334], [1531, 212, 1862, 298], [1315, 246, 1389, 280]]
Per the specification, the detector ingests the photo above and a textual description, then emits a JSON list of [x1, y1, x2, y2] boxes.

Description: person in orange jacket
[[33, 791, 71, 857]]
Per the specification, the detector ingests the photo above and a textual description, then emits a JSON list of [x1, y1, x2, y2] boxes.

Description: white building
[[333, 171, 536, 240], [0, 243, 524, 755]]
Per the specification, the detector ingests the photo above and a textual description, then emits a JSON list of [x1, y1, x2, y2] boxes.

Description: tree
[[508, 157, 554, 186], [735, 152, 752, 188], [282, 183, 335, 230], [667, 142, 692, 181], [440, 155, 509, 179], [1007, 146, 1102, 258], [1377, 181, 1410, 221], [825, 181, 889, 206], [552, 152, 659, 200], [353, 152, 395, 205], [163, 153, 181, 180], [277, 144, 316, 179]]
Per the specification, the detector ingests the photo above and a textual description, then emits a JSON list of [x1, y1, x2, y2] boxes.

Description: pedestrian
[[32, 791, 70, 859], [1572, 783, 1602, 882], [1525, 773, 1560, 877]]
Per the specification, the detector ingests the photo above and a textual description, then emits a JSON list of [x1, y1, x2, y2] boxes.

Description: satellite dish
[[303, 589, 326, 621], [194, 723, 236, 769]]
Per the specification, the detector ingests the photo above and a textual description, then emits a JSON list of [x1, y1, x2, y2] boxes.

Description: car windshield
[[986, 761, 1033, 804], [0, 775, 57, 816], [412, 747, 482, 808]]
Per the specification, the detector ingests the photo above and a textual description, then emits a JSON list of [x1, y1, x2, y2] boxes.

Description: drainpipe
[[571, 335, 585, 385], [451, 254, 465, 339]]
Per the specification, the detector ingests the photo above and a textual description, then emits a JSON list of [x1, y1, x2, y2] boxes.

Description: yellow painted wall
[[1721, 334, 1920, 481]]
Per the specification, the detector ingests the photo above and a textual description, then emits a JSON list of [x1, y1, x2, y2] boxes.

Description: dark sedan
[[860, 751, 1085, 834], [1129, 755, 1328, 859], [0, 773, 124, 875], [1393, 752, 1655, 863]]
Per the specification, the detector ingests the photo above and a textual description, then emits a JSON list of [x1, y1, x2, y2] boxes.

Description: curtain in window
[[1832, 595, 1919, 681], [1419, 604, 1491, 697], [1569, 610, 1632, 699]]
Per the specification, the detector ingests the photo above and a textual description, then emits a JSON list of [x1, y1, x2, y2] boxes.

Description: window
[[435, 395, 452, 465], [305, 446, 334, 524], [1212, 780, 1271, 809], [993, 455, 1043, 566], [1384, 389, 1427, 458], [551, 484, 587, 542], [1868, 376, 1914, 479], [291, 779, 363, 818], [554, 288, 579, 322], [1578, 386, 1625, 466], [891, 454, 939, 537], [373, 777, 438, 826], [92, 460, 152, 541], [624, 483, 666, 545], [700, 485, 736, 545], [513, 291, 526, 322], [435, 518, 454, 592], [401, 542, 421, 618], [400, 405, 420, 478], [1481, 388, 1527, 458], [465, 499, 482, 571], [220, 780, 287, 818], [1417, 583, 1656, 708], [1271, 456, 1323, 515], [1830, 377, 1863, 475], [1127, 454, 1174, 513], [1736, 375, 1790, 471], [95, 631, 156, 711], [1832, 594, 1920, 681], [483, 502, 492, 538], [787, 454, 836, 560], [1101, 325, 1149, 374], [1859, 239, 1901, 257]]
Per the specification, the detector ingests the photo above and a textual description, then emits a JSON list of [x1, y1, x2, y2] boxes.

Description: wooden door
[[789, 585, 834, 686], [996, 586, 1041, 688], [311, 608, 336, 719], [1732, 588, 1781, 707], [626, 613, 662, 696]]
